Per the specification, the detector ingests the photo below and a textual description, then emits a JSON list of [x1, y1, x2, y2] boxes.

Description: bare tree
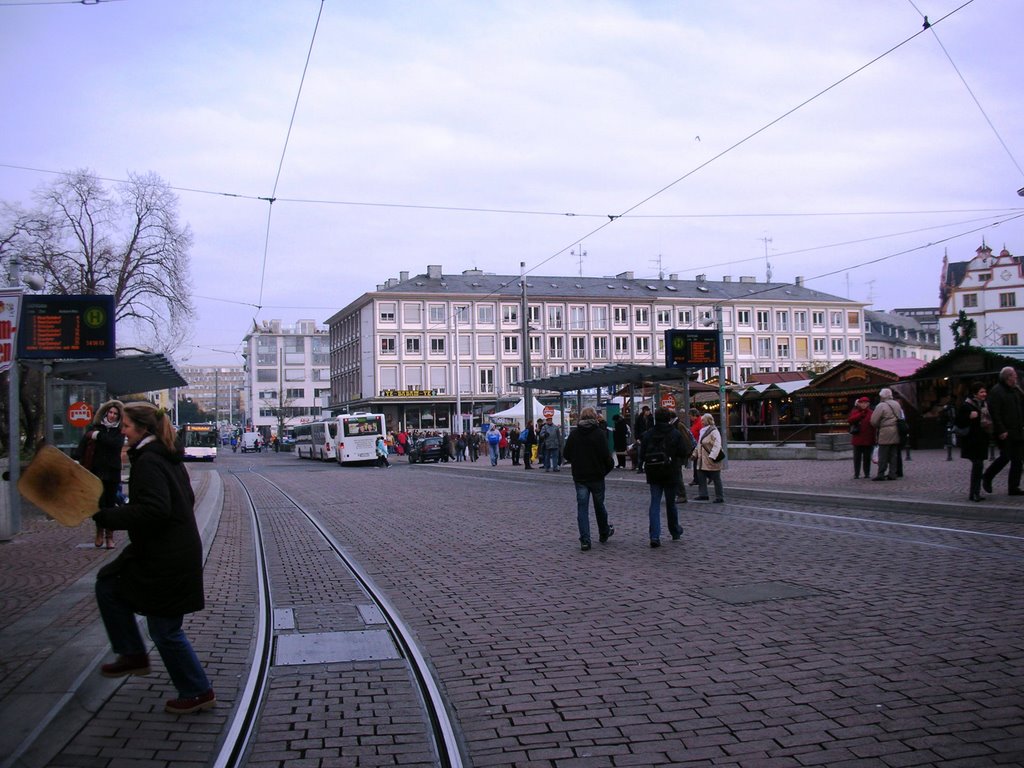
[[4, 169, 195, 353]]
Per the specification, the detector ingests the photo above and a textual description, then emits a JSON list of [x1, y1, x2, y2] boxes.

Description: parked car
[[408, 436, 445, 464], [240, 432, 261, 453]]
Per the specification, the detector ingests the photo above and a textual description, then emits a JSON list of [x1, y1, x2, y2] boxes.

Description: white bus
[[180, 423, 218, 461], [294, 419, 339, 461], [336, 412, 387, 465]]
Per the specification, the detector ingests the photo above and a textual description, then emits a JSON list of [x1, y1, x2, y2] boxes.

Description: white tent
[[489, 397, 564, 426]]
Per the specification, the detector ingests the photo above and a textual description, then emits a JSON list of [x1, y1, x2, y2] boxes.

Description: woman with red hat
[[847, 397, 876, 479]]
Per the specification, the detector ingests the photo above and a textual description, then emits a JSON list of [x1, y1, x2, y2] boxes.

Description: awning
[[44, 353, 187, 396]]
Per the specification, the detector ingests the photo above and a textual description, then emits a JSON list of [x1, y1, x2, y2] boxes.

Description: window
[[757, 338, 772, 358], [529, 336, 541, 354], [428, 304, 446, 323], [312, 368, 328, 381], [812, 311, 825, 327], [592, 306, 609, 330], [593, 336, 608, 359], [477, 304, 495, 324], [257, 368, 277, 383], [634, 307, 650, 325], [542, 306, 562, 330], [571, 336, 587, 359], [502, 304, 519, 325], [738, 337, 752, 355], [458, 334, 471, 356], [258, 390, 277, 400], [614, 336, 630, 354], [548, 336, 564, 358], [405, 336, 421, 354], [613, 307, 629, 325], [776, 341, 789, 358], [503, 335, 519, 354], [737, 310, 751, 327], [656, 308, 671, 325], [756, 310, 770, 331], [795, 337, 808, 358], [477, 335, 496, 355], [527, 305, 541, 324], [678, 308, 693, 325], [429, 337, 446, 355], [284, 369, 304, 382], [775, 311, 789, 331], [405, 366, 423, 389], [479, 368, 495, 394], [740, 366, 753, 382], [1002, 333, 1019, 346], [379, 302, 396, 323], [283, 336, 304, 365], [831, 338, 844, 353], [504, 366, 522, 390], [793, 311, 808, 331], [847, 311, 859, 327], [458, 366, 472, 394], [636, 336, 650, 354], [1000, 292, 1016, 308], [978, 272, 992, 281], [380, 336, 396, 355], [403, 303, 422, 324], [830, 311, 843, 328], [311, 336, 329, 365], [569, 306, 587, 330], [848, 338, 861, 354], [813, 337, 826, 353], [723, 338, 733, 354]]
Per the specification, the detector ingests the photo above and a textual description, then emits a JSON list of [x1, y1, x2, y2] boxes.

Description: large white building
[[326, 266, 867, 432], [940, 243, 1024, 353], [241, 319, 331, 438]]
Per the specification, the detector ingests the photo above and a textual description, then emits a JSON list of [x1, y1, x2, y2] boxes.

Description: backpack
[[643, 429, 677, 483], [486, 430, 500, 445]]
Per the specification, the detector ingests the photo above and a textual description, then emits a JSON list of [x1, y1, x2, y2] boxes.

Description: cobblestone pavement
[[1, 449, 1022, 767]]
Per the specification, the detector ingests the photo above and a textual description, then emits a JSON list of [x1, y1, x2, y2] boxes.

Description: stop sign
[[542, 405, 555, 419], [67, 401, 93, 427]]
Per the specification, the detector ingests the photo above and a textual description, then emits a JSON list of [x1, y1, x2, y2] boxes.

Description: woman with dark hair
[[957, 380, 992, 502], [79, 399, 125, 548], [92, 402, 215, 714]]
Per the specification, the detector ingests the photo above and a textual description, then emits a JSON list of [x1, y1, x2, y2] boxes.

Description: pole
[[454, 305, 462, 434], [521, 262, 533, 429], [2, 257, 23, 540], [715, 304, 727, 460]]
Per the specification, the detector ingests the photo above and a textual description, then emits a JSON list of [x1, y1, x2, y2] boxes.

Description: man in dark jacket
[[982, 366, 1024, 495], [641, 407, 686, 547], [563, 407, 615, 551]]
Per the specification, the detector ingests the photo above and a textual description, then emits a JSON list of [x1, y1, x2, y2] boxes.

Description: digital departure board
[[664, 329, 720, 369], [18, 295, 116, 360]]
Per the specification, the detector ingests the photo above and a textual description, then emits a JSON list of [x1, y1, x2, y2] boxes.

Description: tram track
[[213, 469, 465, 768]]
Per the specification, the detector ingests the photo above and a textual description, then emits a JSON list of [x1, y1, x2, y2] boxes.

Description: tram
[[180, 423, 219, 461], [336, 412, 386, 465]]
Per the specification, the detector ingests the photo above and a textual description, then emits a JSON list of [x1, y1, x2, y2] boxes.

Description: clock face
[[1002, 269, 1013, 281]]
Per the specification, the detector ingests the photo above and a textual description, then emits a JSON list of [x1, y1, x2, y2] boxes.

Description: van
[[240, 432, 261, 453]]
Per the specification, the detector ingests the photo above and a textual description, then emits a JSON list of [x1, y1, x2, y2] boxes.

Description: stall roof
[[46, 353, 187, 396], [911, 345, 1024, 380], [518, 364, 712, 394]]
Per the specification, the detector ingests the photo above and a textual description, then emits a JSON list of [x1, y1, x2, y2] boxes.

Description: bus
[[336, 412, 387, 465], [293, 419, 339, 461], [180, 423, 219, 461]]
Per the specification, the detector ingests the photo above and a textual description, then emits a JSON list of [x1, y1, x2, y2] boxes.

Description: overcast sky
[[2, 0, 1022, 366]]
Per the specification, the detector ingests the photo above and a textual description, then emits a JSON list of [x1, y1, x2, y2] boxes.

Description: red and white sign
[[67, 401, 94, 427], [660, 393, 677, 410], [0, 289, 21, 375], [542, 405, 555, 419]]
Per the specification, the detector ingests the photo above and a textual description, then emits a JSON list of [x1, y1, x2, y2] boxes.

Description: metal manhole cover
[[699, 581, 822, 605], [275, 629, 400, 665]]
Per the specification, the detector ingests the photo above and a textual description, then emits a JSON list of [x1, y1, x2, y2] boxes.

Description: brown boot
[[100, 654, 151, 678]]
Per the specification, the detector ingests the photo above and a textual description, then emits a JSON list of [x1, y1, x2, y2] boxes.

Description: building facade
[[177, 365, 246, 426], [863, 310, 941, 362], [939, 243, 1024, 353], [326, 266, 867, 432], [241, 319, 331, 438]]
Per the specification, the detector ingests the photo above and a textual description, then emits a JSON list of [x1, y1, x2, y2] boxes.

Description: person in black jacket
[[981, 366, 1024, 495], [957, 380, 992, 502], [80, 399, 125, 549], [563, 407, 615, 551], [93, 401, 216, 715], [641, 407, 686, 547]]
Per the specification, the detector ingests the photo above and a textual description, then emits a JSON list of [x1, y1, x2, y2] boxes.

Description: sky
[[2, 0, 1022, 367]]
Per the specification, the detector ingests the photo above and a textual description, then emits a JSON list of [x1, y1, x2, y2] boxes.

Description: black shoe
[[872, 477, 886, 481], [983, 476, 993, 494], [1009, 488, 1024, 496], [696, 496, 710, 500], [970, 494, 986, 502], [580, 541, 591, 551], [599, 526, 614, 543], [650, 539, 661, 548], [713, 498, 724, 503]]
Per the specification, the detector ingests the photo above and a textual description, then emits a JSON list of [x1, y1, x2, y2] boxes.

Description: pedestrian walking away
[[521, 423, 537, 469], [847, 396, 876, 479], [641, 407, 687, 547], [542, 417, 563, 472], [563, 407, 615, 551], [870, 388, 904, 481], [92, 401, 216, 715], [695, 412, 726, 504], [981, 366, 1024, 496], [957, 380, 992, 502], [375, 435, 391, 468]]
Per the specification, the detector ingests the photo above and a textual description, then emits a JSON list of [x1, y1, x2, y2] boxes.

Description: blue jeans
[[545, 447, 561, 471], [648, 482, 682, 542], [96, 577, 211, 698], [575, 480, 611, 544]]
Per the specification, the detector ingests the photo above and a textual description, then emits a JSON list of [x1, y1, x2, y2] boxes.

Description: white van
[[240, 432, 261, 453]]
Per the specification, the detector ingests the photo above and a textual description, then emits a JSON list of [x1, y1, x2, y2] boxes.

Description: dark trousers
[[968, 457, 984, 497], [852, 445, 872, 478], [983, 438, 1024, 491]]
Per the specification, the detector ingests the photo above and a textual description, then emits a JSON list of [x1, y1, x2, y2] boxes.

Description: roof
[[911, 345, 1024, 380], [518, 364, 717, 394], [744, 371, 811, 385], [47, 353, 187, 396], [857, 358, 927, 377]]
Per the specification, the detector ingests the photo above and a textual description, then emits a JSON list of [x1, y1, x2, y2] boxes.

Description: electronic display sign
[[17, 295, 116, 360], [664, 329, 720, 369]]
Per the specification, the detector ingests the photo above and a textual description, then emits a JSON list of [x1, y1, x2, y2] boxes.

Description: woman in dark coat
[[93, 401, 215, 714], [957, 380, 991, 502], [81, 399, 125, 548]]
